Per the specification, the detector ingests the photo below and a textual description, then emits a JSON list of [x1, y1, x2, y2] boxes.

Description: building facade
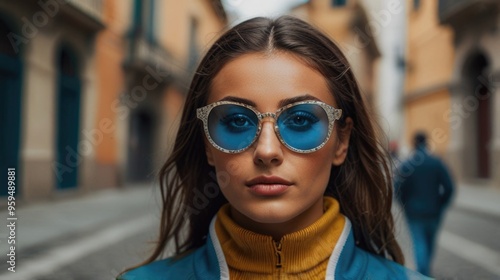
[[0, 0, 105, 199], [0, 0, 226, 201], [404, 0, 500, 188], [404, 0, 455, 157], [439, 0, 500, 187]]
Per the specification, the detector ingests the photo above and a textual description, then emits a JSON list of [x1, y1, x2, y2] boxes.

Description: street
[[0, 213, 158, 280], [433, 207, 500, 279], [33, 227, 155, 280], [0, 188, 499, 280]]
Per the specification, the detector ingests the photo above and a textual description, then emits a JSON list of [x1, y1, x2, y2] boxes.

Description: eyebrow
[[278, 94, 321, 108], [219, 94, 321, 108], [219, 96, 257, 107]]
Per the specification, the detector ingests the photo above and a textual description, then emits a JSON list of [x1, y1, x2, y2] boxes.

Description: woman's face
[[205, 52, 351, 236]]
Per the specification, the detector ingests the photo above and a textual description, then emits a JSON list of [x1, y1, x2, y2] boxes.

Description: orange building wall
[[405, 89, 451, 156], [158, 0, 226, 66], [193, 0, 227, 49], [159, 0, 190, 63], [405, 0, 454, 93], [294, 0, 354, 49], [404, 0, 455, 154], [94, 0, 128, 164]]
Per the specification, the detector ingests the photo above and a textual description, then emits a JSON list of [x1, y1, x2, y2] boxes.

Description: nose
[[253, 121, 284, 166]]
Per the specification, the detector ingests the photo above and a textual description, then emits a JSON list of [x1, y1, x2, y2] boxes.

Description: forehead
[[208, 52, 336, 108]]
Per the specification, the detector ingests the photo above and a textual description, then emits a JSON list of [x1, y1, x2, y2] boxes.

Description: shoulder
[[333, 220, 430, 280], [353, 247, 431, 280], [117, 241, 221, 280], [119, 218, 228, 280], [117, 254, 196, 280]]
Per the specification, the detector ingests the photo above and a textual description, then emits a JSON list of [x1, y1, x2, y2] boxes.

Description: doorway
[[0, 18, 22, 196], [463, 52, 492, 179], [55, 45, 81, 189]]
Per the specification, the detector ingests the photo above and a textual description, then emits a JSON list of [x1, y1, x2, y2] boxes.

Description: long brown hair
[[141, 15, 403, 267]]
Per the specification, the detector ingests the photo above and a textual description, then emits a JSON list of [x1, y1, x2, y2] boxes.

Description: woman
[[119, 16, 426, 279]]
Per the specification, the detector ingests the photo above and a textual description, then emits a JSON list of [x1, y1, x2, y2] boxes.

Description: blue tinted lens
[[208, 104, 259, 151], [277, 104, 329, 150]]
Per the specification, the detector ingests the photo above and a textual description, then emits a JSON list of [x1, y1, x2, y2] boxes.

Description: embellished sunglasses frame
[[196, 100, 342, 154]]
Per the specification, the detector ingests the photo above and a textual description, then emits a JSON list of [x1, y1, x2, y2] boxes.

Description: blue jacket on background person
[[394, 145, 454, 218], [394, 144, 453, 217]]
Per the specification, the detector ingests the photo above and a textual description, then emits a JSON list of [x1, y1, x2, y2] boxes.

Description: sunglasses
[[196, 100, 342, 153]]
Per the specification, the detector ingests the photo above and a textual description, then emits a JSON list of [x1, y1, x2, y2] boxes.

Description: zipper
[[274, 240, 282, 279], [274, 240, 282, 268]]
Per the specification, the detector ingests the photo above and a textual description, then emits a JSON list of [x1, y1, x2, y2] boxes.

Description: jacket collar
[[206, 213, 352, 280]]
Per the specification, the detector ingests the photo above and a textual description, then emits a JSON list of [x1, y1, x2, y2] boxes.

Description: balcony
[[439, 0, 499, 25], [60, 0, 104, 31], [123, 36, 181, 86], [128, 37, 170, 70]]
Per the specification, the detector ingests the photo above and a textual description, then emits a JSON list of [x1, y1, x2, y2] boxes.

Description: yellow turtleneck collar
[[214, 196, 345, 279]]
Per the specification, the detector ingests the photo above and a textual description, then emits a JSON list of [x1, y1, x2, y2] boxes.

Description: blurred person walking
[[394, 131, 455, 277]]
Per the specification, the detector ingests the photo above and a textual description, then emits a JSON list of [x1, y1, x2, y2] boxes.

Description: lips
[[246, 176, 292, 186], [245, 176, 292, 196]]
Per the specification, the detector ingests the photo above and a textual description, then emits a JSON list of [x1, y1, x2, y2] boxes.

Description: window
[[413, 0, 420, 10], [332, 0, 347, 7], [131, 0, 155, 41]]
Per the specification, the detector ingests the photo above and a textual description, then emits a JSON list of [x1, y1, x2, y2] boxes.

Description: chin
[[242, 205, 301, 224]]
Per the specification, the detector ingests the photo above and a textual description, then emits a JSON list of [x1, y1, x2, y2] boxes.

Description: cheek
[[305, 153, 333, 180], [210, 152, 247, 186], [311, 140, 338, 179], [211, 152, 234, 173]]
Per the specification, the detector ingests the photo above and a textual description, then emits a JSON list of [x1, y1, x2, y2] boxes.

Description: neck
[[229, 198, 324, 240]]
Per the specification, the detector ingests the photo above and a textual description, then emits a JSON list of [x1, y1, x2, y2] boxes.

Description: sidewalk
[[0, 184, 160, 257], [453, 183, 500, 217]]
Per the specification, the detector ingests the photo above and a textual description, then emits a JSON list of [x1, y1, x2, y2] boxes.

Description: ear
[[204, 139, 215, 166], [332, 117, 353, 166]]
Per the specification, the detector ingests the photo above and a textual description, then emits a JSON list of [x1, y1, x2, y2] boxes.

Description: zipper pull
[[274, 241, 282, 268]]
